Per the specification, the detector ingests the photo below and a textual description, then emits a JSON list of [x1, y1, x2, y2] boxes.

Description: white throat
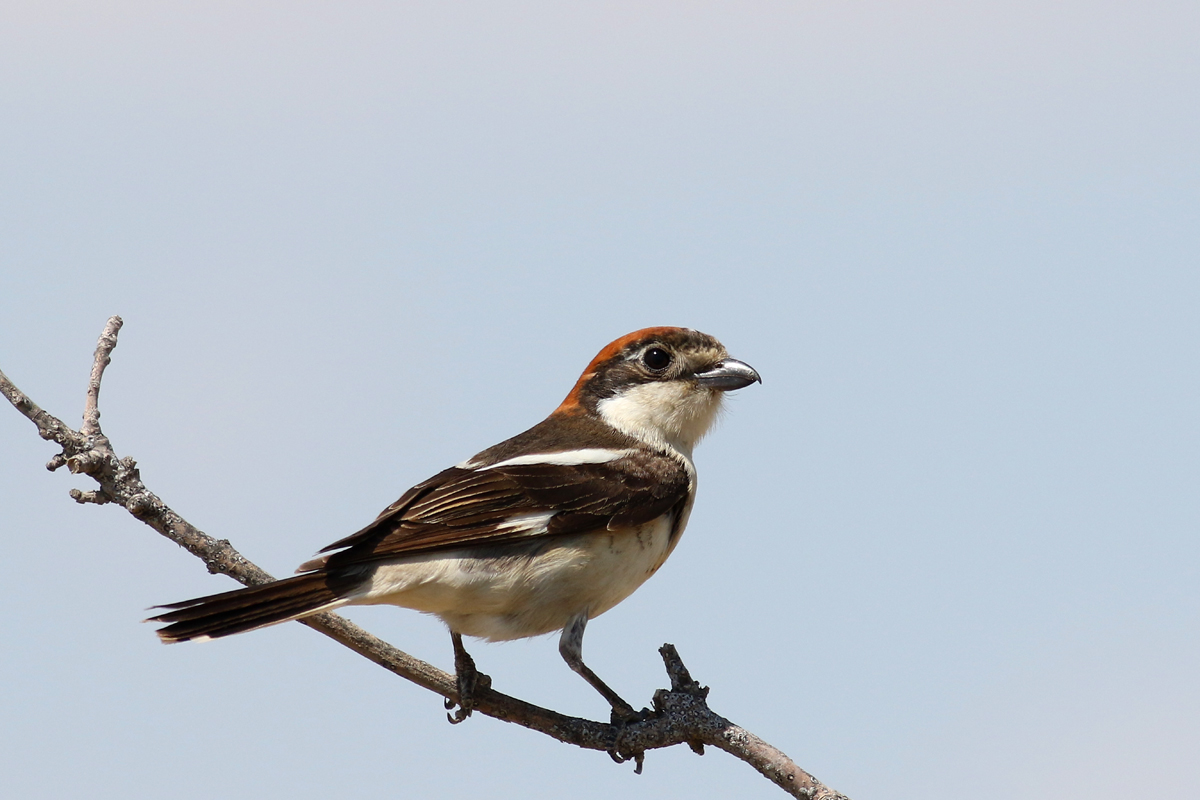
[[596, 382, 724, 462]]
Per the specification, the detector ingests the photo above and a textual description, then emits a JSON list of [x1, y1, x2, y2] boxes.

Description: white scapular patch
[[481, 448, 631, 470]]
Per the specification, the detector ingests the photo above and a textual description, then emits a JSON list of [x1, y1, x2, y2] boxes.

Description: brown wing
[[318, 451, 691, 570]]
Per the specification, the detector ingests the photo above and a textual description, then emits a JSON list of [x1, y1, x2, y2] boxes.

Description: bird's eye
[[642, 347, 673, 371]]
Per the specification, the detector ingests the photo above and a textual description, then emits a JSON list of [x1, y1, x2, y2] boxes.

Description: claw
[[608, 747, 647, 774], [445, 695, 471, 725]]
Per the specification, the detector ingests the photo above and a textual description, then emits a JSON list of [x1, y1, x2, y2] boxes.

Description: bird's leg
[[559, 613, 644, 724], [445, 631, 490, 724]]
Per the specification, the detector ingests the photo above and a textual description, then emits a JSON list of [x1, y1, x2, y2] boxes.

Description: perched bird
[[151, 327, 760, 721]]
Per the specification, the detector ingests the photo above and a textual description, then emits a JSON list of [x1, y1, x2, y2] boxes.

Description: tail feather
[[150, 573, 348, 643]]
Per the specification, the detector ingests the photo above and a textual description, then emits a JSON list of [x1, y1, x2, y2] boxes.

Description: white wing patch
[[494, 510, 556, 535]]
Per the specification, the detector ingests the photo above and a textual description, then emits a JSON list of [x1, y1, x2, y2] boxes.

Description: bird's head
[[555, 327, 761, 458]]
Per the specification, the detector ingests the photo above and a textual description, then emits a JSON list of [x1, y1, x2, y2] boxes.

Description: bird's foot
[[445, 668, 491, 724], [609, 700, 653, 726], [445, 638, 491, 724], [445, 669, 491, 723], [606, 701, 653, 773]]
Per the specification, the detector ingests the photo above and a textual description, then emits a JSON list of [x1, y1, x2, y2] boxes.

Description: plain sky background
[[2, 2, 1197, 798]]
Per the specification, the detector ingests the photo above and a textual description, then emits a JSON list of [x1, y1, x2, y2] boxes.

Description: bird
[[150, 327, 760, 722]]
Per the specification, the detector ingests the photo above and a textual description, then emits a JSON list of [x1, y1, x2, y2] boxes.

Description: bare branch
[[69, 488, 112, 505], [0, 367, 82, 452], [81, 315, 122, 437], [1, 317, 848, 799]]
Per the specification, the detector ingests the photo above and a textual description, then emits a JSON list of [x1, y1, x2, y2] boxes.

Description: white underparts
[[347, 513, 686, 642]]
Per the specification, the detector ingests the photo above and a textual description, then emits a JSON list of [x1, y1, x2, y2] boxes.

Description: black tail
[[150, 573, 347, 643]]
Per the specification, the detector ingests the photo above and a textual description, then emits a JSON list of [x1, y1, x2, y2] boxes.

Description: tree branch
[[0, 316, 848, 800]]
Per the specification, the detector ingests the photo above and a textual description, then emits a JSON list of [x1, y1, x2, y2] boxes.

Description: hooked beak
[[695, 358, 762, 391]]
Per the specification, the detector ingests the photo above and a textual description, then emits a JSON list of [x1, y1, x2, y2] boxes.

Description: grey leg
[[558, 612, 640, 723]]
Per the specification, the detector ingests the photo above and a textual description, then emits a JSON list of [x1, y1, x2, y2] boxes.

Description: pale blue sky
[[2, 3, 1198, 798]]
